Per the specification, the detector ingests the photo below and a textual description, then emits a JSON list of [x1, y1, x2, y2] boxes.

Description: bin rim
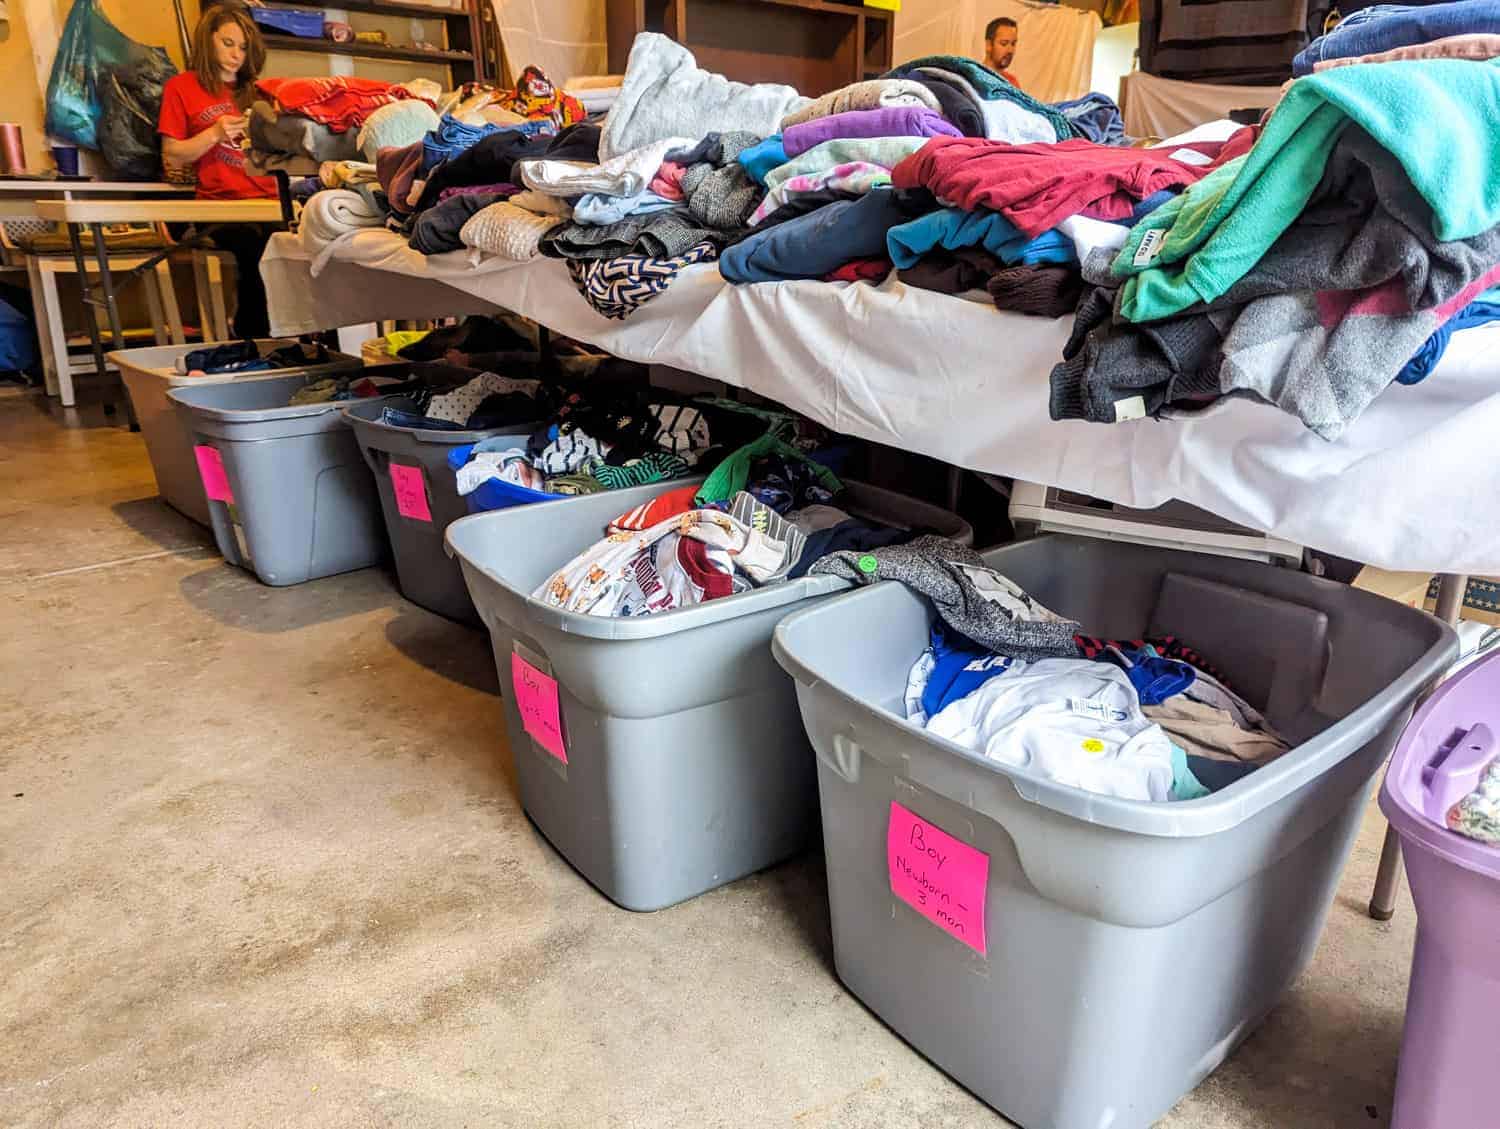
[[1380, 651, 1500, 879], [770, 544, 1459, 839], [446, 510, 856, 643], [444, 477, 971, 643], [167, 384, 393, 424], [341, 398, 541, 446]]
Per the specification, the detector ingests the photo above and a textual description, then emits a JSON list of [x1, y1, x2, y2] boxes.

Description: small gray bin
[[113, 340, 361, 527], [344, 394, 538, 625], [770, 535, 1457, 1129], [447, 481, 973, 912], [169, 375, 390, 586]]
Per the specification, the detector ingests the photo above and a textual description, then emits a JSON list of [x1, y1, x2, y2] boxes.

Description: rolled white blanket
[[301, 188, 385, 242], [299, 189, 387, 274]]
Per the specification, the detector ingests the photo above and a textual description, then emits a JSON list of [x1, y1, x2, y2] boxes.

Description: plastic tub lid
[[1381, 650, 1500, 878]]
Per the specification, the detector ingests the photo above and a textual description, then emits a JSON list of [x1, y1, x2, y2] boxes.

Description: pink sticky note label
[[389, 462, 432, 522], [887, 801, 989, 955], [193, 444, 233, 504], [511, 652, 567, 763]]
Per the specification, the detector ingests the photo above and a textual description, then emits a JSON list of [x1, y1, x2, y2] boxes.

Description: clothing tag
[[1069, 698, 1127, 724], [389, 463, 433, 522], [887, 801, 989, 956], [1114, 395, 1147, 423], [511, 650, 567, 764], [1133, 228, 1165, 267], [194, 444, 234, 503], [1167, 147, 1214, 167]]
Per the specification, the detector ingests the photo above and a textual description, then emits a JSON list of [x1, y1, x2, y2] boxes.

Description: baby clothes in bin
[[880, 540, 1293, 803], [925, 658, 1177, 802]]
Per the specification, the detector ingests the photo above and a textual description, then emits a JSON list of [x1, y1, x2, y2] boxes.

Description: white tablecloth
[[262, 230, 1500, 573]]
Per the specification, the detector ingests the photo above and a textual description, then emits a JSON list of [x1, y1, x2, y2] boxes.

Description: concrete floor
[[0, 382, 1420, 1128]]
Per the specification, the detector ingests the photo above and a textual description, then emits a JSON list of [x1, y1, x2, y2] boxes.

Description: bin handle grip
[[1423, 722, 1495, 823], [360, 442, 386, 478], [815, 731, 862, 784]]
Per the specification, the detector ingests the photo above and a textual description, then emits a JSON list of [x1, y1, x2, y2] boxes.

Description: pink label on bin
[[887, 801, 989, 955], [389, 463, 432, 522], [194, 444, 233, 503], [511, 652, 567, 763]]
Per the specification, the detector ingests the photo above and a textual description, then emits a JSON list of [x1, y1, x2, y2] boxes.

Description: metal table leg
[[64, 221, 118, 422], [1368, 572, 1468, 920], [87, 222, 139, 430]]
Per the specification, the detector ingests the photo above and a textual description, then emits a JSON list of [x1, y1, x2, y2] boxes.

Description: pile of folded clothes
[[290, 8, 1500, 441], [1051, 3, 1500, 440], [249, 75, 441, 174]]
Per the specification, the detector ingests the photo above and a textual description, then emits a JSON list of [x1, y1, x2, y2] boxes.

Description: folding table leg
[[1368, 572, 1469, 920], [30, 258, 65, 399], [87, 221, 137, 428], [154, 260, 186, 345], [64, 223, 110, 415], [144, 264, 168, 346]]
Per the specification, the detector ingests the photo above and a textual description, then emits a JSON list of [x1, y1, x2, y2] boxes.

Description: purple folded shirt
[[782, 106, 962, 159], [437, 182, 521, 203]]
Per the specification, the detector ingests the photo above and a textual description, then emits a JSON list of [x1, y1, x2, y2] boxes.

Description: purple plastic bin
[[1379, 651, 1500, 1129]]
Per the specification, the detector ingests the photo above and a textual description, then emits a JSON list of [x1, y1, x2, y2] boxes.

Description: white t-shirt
[[926, 658, 1176, 802]]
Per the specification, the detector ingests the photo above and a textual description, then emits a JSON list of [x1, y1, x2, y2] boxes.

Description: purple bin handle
[[1422, 722, 1495, 824]]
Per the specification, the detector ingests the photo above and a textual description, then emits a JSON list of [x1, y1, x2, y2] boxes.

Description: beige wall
[[492, 0, 606, 84]]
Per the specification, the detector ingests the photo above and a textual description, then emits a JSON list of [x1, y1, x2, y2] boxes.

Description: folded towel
[[780, 80, 941, 130]]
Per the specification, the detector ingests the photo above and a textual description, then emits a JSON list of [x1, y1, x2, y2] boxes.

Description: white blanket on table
[[262, 228, 1500, 574]]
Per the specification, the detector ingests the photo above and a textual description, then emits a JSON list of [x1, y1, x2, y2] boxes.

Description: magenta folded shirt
[[782, 106, 962, 159]]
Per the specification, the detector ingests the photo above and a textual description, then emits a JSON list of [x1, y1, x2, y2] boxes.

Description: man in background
[[984, 17, 1020, 86]]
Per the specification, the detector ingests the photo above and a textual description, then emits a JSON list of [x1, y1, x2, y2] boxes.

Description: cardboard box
[[1353, 566, 1434, 609], [1426, 576, 1500, 627]]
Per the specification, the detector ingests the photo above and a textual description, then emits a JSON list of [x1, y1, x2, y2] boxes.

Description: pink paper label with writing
[[511, 652, 567, 763], [194, 444, 233, 503], [887, 801, 989, 955], [389, 463, 432, 522]]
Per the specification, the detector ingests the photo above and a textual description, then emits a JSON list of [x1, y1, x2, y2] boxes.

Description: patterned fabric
[[494, 66, 586, 130], [592, 452, 690, 491], [1074, 633, 1225, 682], [533, 509, 753, 617], [1448, 756, 1500, 844], [749, 161, 892, 227], [566, 240, 719, 320]]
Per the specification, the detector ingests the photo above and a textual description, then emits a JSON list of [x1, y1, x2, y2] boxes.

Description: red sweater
[[891, 134, 1245, 237]]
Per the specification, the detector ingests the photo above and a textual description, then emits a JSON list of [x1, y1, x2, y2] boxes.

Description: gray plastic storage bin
[[344, 394, 539, 625], [770, 535, 1457, 1129], [169, 375, 390, 586], [447, 481, 972, 912], [112, 340, 360, 526]]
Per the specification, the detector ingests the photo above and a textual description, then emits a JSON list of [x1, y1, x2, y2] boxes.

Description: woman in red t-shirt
[[158, 4, 277, 337]]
